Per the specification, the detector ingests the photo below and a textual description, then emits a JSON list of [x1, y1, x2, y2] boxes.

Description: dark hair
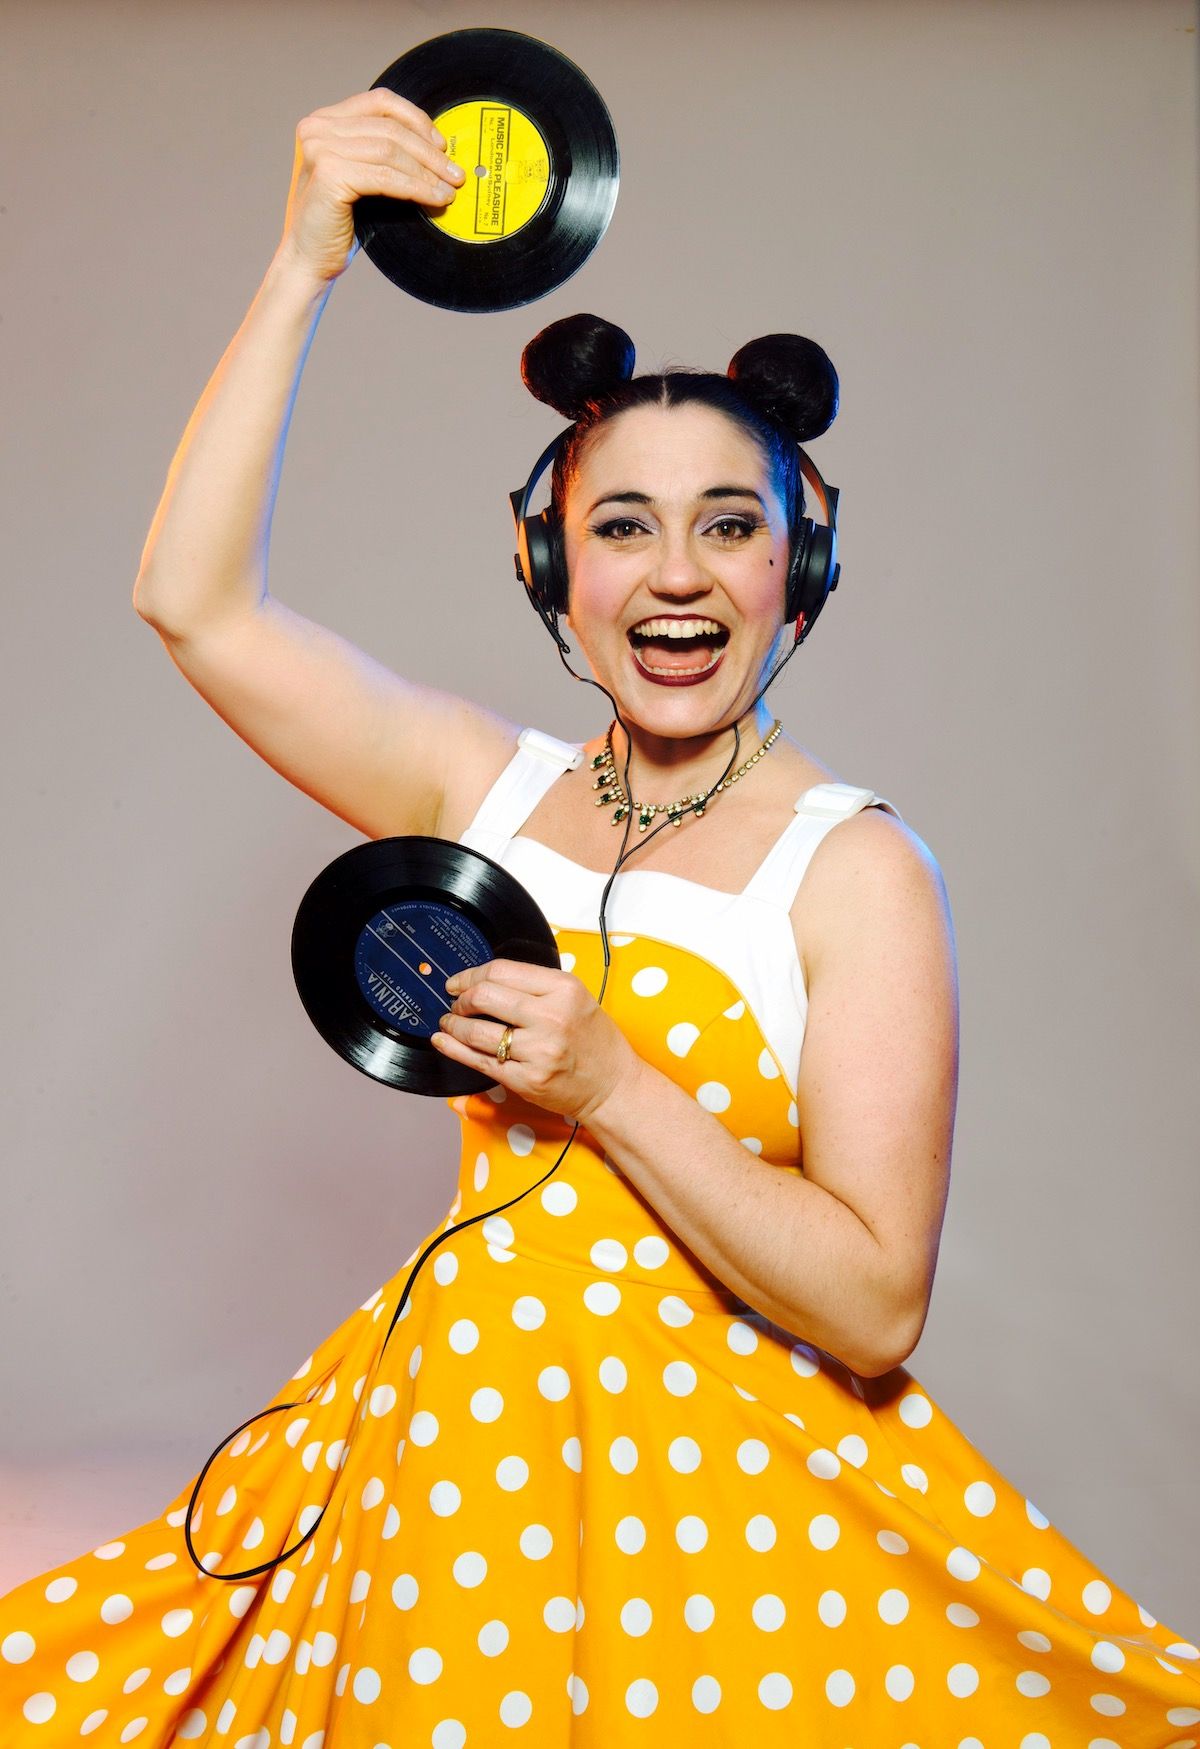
[[519, 313, 840, 546]]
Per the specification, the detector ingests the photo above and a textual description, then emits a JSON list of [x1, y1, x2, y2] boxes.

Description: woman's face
[[560, 402, 793, 737]]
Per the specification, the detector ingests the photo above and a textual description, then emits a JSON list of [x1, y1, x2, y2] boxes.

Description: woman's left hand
[[430, 959, 637, 1125]]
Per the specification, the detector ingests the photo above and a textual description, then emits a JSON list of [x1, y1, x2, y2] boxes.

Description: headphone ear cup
[[518, 510, 566, 619], [785, 515, 838, 639]]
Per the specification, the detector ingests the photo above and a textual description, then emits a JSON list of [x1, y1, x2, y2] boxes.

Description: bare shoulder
[[794, 803, 956, 987]]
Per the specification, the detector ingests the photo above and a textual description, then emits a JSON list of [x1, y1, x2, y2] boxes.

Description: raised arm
[[132, 89, 515, 840]]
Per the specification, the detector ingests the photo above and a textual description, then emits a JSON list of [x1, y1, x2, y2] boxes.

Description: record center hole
[[473, 164, 488, 178]]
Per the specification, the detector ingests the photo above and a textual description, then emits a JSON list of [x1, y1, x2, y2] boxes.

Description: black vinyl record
[[356, 28, 619, 312], [292, 836, 560, 1096]]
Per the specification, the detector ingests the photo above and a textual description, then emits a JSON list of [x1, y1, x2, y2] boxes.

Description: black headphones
[[509, 426, 842, 650]]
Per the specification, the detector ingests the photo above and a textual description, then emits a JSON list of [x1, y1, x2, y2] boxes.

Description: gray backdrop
[[2, 0, 1197, 1635]]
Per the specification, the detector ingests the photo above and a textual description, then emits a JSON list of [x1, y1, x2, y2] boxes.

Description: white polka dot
[[176, 1711, 206, 1739], [1018, 1630, 1052, 1652], [447, 1319, 481, 1357], [538, 1365, 571, 1401], [161, 1608, 193, 1639], [430, 1480, 461, 1516], [878, 1530, 909, 1555], [752, 1594, 786, 1631], [740, 1136, 763, 1153], [229, 1587, 256, 1618], [879, 1588, 910, 1624], [727, 1319, 758, 1355], [947, 1547, 981, 1581], [510, 1297, 545, 1333], [631, 966, 668, 996], [667, 1022, 701, 1057], [584, 1281, 622, 1315], [633, 1236, 669, 1268], [837, 1434, 868, 1466], [964, 1480, 996, 1517], [886, 1663, 915, 1700], [759, 1672, 793, 1709], [67, 1650, 100, 1681], [807, 1447, 840, 1479], [901, 1462, 929, 1492], [624, 1676, 658, 1717], [506, 1124, 536, 1156], [410, 1647, 443, 1684], [723, 999, 745, 1019], [1017, 1736, 1051, 1749], [790, 1342, 820, 1376], [591, 1237, 628, 1271], [520, 1524, 553, 1560], [263, 1629, 292, 1666], [22, 1694, 56, 1724], [676, 1516, 708, 1553], [610, 1436, 639, 1474], [92, 1541, 125, 1560], [1025, 1497, 1050, 1528], [101, 1594, 133, 1624], [739, 1439, 770, 1474], [818, 1590, 847, 1627], [163, 1669, 191, 1695], [599, 1356, 628, 1392], [658, 1295, 693, 1328], [616, 1516, 646, 1554], [391, 1574, 419, 1610], [311, 1632, 338, 1668], [1167, 1641, 1200, 1659], [45, 1577, 77, 1603], [368, 1384, 397, 1417], [500, 1689, 533, 1725], [432, 1724, 467, 1749], [559, 952, 576, 972], [825, 1667, 856, 1706], [2, 1631, 36, 1664], [696, 1081, 731, 1112], [898, 1392, 932, 1427], [409, 1411, 439, 1446], [382, 1503, 400, 1539], [684, 1594, 715, 1631], [242, 1516, 266, 1548], [1082, 1579, 1112, 1614], [669, 1437, 701, 1474], [663, 1360, 697, 1396], [1022, 1568, 1052, 1600], [470, 1386, 504, 1422], [947, 1662, 979, 1696], [1090, 1693, 1126, 1716], [1017, 1670, 1051, 1697], [786, 1100, 799, 1127], [483, 1215, 515, 1249], [544, 1596, 575, 1632], [352, 1666, 381, 1704], [482, 1609, 510, 1651], [745, 1513, 777, 1551], [1166, 1710, 1200, 1727], [1090, 1640, 1125, 1674], [620, 1598, 653, 1637], [948, 1602, 980, 1627], [808, 1514, 840, 1550], [541, 1181, 577, 1215], [496, 1456, 529, 1491], [692, 1674, 721, 1711]]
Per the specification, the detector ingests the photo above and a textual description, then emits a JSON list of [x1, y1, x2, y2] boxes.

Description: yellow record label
[[429, 98, 551, 244]]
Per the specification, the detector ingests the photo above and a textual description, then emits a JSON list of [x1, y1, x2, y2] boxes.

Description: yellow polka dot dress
[[2, 726, 1197, 1746]]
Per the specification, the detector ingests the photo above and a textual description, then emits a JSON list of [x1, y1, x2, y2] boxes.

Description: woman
[[1, 85, 1196, 1746]]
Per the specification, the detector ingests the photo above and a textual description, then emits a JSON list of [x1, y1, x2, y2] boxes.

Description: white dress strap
[[741, 781, 904, 911], [457, 726, 583, 860]]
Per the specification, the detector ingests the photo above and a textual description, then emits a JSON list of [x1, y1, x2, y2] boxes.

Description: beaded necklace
[[589, 718, 783, 830]]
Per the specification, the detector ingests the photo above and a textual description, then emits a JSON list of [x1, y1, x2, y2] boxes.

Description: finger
[[446, 960, 563, 998], [313, 86, 446, 147], [308, 117, 462, 186], [319, 142, 460, 207], [438, 1012, 514, 1059], [430, 1022, 511, 1077], [450, 983, 538, 1026]]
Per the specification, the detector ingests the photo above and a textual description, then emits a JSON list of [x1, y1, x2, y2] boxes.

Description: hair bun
[[520, 313, 636, 421], [726, 333, 839, 443]]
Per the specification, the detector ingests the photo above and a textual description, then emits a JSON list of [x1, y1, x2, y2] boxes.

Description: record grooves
[[356, 28, 619, 312], [292, 837, 560, 1096]]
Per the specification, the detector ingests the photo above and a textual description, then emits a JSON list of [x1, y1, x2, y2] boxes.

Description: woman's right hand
[[277, 87, 466, 285]]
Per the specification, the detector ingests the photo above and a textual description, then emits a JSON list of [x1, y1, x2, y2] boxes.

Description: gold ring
[[496, 1025, 514, 1064]]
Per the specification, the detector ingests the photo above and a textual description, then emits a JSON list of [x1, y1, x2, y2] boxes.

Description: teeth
[[636, 646, 725, 677], [628, 617, 726, 640]]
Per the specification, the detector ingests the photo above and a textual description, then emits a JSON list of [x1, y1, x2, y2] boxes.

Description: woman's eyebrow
[[585, 486, 767, 515]]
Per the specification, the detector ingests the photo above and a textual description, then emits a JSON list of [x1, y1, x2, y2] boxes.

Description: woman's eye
[[707, 516, 758, 540], [593, 518, 646, 540]]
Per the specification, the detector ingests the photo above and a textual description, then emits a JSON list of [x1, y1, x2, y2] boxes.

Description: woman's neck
[[604, 701, 779, 800]]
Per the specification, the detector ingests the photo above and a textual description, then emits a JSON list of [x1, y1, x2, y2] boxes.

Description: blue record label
[[354, 899, 492, 1038]]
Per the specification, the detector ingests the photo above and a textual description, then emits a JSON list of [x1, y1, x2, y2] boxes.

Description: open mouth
[[627, 616, 730, 681]]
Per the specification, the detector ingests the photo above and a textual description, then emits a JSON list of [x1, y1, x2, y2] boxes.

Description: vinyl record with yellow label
[[355, 28, 619, 312]]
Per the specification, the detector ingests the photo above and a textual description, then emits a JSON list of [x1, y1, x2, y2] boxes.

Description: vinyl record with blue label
[[356, 27, 619, 312], [292, 837, 560, 1095]]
